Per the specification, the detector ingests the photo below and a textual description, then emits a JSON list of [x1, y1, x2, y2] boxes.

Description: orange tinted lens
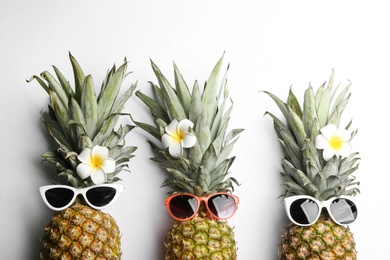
[[169, 195, 198, 220], [207, 194, 237, 219]]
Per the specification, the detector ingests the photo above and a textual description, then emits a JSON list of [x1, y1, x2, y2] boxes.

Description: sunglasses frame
[[164, 192, 240, 221], [284, 195, 358, 227], [39, 184, 124, 211]]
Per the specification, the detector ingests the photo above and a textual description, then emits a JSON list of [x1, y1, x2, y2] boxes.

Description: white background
[[0, 0, 388, 259]]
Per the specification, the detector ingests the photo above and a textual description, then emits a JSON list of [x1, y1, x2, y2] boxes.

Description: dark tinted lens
[[45, 188, 74, 208], [169, 195, 198, 219], [86, 187, 117, 207], [329, 198, 358, 224], [289, 198, 320, 225], [207, 194, 237, 219]]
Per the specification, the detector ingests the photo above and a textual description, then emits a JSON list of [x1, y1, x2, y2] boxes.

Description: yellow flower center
[[173, 129, 185, 142], [329, 135, 343, 150], [90, 155, 103, 169]]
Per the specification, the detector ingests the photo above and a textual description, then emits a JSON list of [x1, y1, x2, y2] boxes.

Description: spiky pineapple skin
[[279, 215, 356, 260], [165, 217, 237, 260], [40, 204, 121, 260]]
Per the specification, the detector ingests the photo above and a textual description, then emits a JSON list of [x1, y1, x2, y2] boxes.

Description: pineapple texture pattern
[[165, 217, 237, 260], [279, 216, 356, 260], [40, 204, 121, 260]]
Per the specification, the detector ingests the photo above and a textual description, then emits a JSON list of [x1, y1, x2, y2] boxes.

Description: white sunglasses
[[284, 195, 358, 226], [39, 184, 124, 211]]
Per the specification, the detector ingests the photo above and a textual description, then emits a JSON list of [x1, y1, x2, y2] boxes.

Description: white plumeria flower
[[314, 124, 352, 161], [162, 119, 197, 157], [76, 145, 116, 185]]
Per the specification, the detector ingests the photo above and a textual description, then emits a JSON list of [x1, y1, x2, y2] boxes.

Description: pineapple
[[264, 71, 360, 259], [133, 55, 243, 259], [28, 52, 137, 259]]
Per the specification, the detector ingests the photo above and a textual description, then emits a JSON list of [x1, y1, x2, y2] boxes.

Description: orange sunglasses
[[164, 192, 239, 221]]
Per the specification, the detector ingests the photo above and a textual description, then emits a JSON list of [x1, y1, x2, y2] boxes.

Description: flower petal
[[76, 163, 93, 179], [178, 119, 194, 132], [322, 149, 335, 161], [90, 169, 107, 185], [77, 148, 92, 163], [162, 133, 178, 148], [92, 145, 109, 158], [168, 142, 182, 157], [336, 128, 351, 141], [314, 135, 329, 149], [182, 132, 197, 148], [339, 142, 352, 157], [319, 124, 337, 139], [101, 158, 116, 173], [165, 119, 179, 135]]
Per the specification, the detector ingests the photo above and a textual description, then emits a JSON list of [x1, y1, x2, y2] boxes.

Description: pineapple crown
[[264, 70, 360, 200], [28, 52, 137, 188], [133, 55, 243, 196]]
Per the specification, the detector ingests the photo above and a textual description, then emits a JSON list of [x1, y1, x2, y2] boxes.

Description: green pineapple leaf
[[264, 71, 360, 200], [134, 55, 242, 195], [30, 54, 137, 187]]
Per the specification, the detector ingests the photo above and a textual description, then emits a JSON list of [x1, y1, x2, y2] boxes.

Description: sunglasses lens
[[329, 198, 358, 225], [207, 194, 237, 219], [289, 198, 320, 225], [45, 188, 74, 208], [86, 186, 117, 207], [169, 195, 198, 220]]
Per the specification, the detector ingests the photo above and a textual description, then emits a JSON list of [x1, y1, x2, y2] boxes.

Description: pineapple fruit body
[[40, 204, 121, 260], [265, 71, 360, 260], [165, 217, 236, 260], [30, 53, 136, 259], [134, 55, 242, 260], [279, 215, 356, 260]]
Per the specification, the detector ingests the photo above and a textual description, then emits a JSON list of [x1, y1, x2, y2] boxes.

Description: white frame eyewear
[[284, 195, 358, 226], [39, 184, 124, 211]]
